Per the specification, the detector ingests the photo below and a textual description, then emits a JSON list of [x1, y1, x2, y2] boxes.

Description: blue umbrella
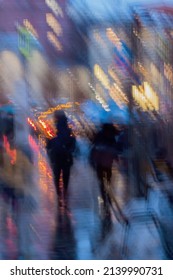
[[0, 104, 15, 114]]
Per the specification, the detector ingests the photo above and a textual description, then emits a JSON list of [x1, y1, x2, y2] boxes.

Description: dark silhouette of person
[[0, 111, 15, 169], [46, 110, 76, 206], [116, 125, 130, 178], [90, 123, 119, 218]]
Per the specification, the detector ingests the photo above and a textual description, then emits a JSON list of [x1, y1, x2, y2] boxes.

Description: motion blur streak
[[0, 0, 173, 260]]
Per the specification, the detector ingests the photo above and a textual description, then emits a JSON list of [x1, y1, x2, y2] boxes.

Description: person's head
[[54, 110, 68, 131], [102, 123, 119, 138]]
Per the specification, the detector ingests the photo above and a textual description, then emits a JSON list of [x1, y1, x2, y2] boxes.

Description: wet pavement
[[0, 138, 173, 260]]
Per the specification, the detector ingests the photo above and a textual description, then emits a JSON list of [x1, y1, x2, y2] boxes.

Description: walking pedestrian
[[0, 134, 37, 259], [46, 110, 76, 207], [90, 123, 119, 220]]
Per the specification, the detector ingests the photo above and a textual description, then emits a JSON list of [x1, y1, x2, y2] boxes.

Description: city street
[[1, 0, 173, 262], [0, 137, 172, 260]]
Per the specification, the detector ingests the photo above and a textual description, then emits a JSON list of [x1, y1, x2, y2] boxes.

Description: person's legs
[[105, 167, 112, 184], [53, 166, 62, 198], [96, 166, 112, 239], [96, 166, 108, 212], [62, 163, 71, 200]]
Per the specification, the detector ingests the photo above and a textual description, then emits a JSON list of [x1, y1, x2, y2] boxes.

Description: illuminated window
[[45, 0, 63, 17], [23, 19, 38, 38], [47, 31, 62, 51], [94, 64, 110, 90], [132, 83, 159, 111], [46, 13, 62, 36], [106, 28, 121, 50]]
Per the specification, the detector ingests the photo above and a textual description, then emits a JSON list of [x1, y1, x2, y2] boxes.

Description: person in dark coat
[[116, 125, 130, 177], [90, 123, 119, 217], [46, 110, 76, 205]]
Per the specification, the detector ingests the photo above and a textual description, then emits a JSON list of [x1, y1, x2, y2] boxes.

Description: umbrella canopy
[[0, 104, 14, 114], [81, 100, 130, 125]]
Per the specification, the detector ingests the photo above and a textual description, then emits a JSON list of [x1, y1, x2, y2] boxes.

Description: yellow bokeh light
[[132, 82, 159, 111], [47, 31, 62, 51], [45, 0, 63, 18], [94, 64, 110, 90], [23, 19, 38, 38], [106, 28, 121, 50], [46, 13, 62, 36]]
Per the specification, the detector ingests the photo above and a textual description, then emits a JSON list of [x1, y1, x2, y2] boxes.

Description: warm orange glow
[[38, 119, 55, 138], [27, 118, 37, 131], [3, 136, 16, 164], [132, 82, 159, 111], [38, 102, 79, 118]]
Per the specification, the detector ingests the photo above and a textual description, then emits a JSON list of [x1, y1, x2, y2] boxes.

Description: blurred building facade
[[1, 1, 173, 114], [0, 0, 90, 105], [0, 0, 87, 64]]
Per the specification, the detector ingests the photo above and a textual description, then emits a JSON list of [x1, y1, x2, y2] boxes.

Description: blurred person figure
[[0, 120, 37, 259], [90, 123, 119, 220], [152, 147, 173, 182], [46, 110, 76, 206], [0, 110, 14, 156], [4, 112, 14, 145], [117, 125, 130, 181]]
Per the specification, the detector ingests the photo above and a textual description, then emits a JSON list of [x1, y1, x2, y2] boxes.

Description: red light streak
[[27, 118, 37, 131], [39, 119, 55, 138], [3, 136, 16, 164]]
